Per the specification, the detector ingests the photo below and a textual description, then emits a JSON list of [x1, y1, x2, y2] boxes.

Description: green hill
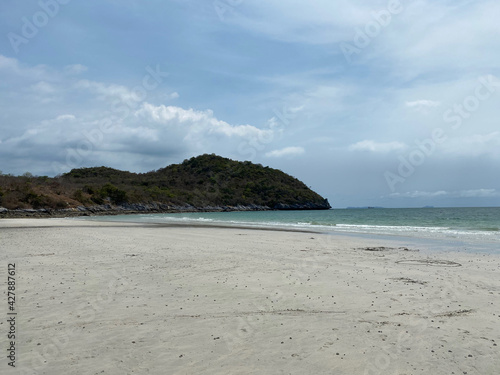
[[0, 154, 330, 214]]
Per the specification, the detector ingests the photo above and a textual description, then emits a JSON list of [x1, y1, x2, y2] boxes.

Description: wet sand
[[1, 218, 499, 374]]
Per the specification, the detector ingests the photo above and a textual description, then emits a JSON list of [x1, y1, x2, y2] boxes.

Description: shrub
[[73, 189, 85, 202], [99, 183, 128, 205], [55, 200, 68, 209]]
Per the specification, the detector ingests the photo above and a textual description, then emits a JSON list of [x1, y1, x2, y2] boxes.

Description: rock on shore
[[0, 199, 331, 218]]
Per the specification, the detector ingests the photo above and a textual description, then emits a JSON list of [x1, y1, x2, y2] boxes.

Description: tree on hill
[[0, 154, 330, 210]]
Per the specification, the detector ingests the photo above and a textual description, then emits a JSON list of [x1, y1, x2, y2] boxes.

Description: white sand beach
[[1, 218, 499, 374]]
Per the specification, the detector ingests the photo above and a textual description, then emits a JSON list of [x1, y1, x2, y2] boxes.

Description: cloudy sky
[[1, 0, 499, 208]]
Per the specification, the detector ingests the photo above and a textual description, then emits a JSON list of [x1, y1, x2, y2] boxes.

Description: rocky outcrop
[[0, 200, 331, 218], [273, 199, 331, 210]]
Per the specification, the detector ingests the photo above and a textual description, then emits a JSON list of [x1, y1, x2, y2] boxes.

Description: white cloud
[[373, 0, 500, 80], [54, 114, 76, 122], [442, 132, 500, 158], [405, 99, 441, 108], [75, 79, 142, 105], [265, 146, 305, 158], [0, 54, 52, 81], [64, 64, 88, 75], [0, 55, 281, 175], [58, 114, 76, 121], [136, 103, 211, 124], [135, 103, 271, 140], [0, 55, 19, 70], [459, 189, 500, 198], [1, 98, 277, 174], [389, 191, 448, 198], [349, 140, 407, 153], [40, 114, 76, 127], [227, 0, 379, 44], [28, 81, 62, 104], [30, 81, 56, 94], [389, 189, 500, 199]]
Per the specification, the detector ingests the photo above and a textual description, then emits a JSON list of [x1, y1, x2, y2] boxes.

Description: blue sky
[[1, 0, 499, 208]]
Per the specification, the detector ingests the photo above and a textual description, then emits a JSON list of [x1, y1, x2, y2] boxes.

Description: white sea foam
[[134, 216, 499, 242], [83, 208, 500, 247]]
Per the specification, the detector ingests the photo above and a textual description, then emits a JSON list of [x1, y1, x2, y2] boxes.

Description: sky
[[0, 0, 499, 208]]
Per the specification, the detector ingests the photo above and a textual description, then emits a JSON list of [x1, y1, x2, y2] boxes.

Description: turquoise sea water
[[82, 207, 500, 252]]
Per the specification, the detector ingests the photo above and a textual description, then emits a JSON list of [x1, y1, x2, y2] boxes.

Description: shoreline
[[80, 214, 500, 256], [0, 203, 332, 219], [4, 214, 499, 255]]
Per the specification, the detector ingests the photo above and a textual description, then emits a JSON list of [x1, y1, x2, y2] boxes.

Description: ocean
[[81, 207, 500, 254]]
